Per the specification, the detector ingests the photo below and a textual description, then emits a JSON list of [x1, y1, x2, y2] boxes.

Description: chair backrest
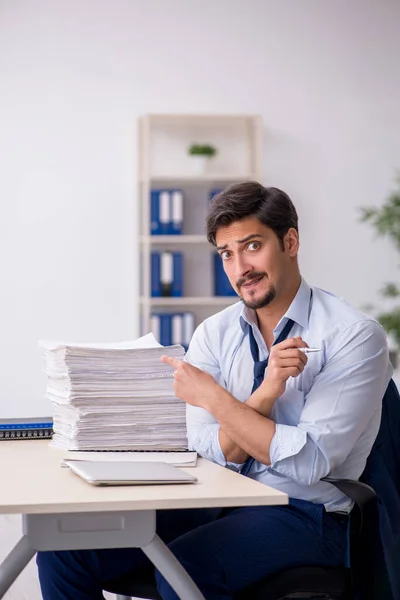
[[323, 379, 400, 600], [359, 378, 400, 600]]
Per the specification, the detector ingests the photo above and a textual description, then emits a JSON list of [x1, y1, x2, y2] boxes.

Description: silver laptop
[[64, 460, 197, 486]]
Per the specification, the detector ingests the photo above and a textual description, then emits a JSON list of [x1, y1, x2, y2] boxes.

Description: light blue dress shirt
[[185, 278, 392, 512]]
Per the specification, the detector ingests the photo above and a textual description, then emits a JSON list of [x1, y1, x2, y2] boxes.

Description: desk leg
[[142, 534, 205, 600], [0, 535, 36, 599], [0, 512, 206, 600]]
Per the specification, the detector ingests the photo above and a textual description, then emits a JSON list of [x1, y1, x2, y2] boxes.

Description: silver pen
[[300, 347, 322, 354]]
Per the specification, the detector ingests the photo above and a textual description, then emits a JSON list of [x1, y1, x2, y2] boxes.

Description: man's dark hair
[[206, 181, 298, 250]]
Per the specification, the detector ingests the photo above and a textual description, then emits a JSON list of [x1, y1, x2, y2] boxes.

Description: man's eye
[[220, 251, 231, 260], [248, 242, 260, 251]]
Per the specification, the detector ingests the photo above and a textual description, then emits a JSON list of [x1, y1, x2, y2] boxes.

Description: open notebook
[[61, 450, 197, 468]]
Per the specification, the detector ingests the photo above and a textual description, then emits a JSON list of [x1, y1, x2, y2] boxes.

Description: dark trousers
[[36, 498, 347, 600]]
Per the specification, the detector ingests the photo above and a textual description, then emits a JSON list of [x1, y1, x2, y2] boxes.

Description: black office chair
[[104, 478, 378, 600]]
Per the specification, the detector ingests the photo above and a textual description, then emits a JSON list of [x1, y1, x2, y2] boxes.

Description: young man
[[37, 182, 392, 600]]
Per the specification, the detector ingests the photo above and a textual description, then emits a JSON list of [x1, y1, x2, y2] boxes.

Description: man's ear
[[285, 228, 299, 257]]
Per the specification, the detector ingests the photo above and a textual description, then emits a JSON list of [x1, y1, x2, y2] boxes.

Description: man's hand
[[260, 336, 308, 401], [161, 355, 220, 409]]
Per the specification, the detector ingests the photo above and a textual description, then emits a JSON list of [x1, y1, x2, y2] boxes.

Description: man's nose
[[234, 255, 252, 279]]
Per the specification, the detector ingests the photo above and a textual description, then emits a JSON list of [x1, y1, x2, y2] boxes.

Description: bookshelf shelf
[[140, 297, 239, 307], [137, 113, 263, 344], [143, 113, 258, 123], [140, 174, 256, 184], [140, 235, 208, 245]]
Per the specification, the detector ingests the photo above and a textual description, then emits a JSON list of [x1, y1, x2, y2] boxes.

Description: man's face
[[215, 217, 299, 310]]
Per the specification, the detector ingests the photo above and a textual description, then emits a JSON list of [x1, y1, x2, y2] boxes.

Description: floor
[[0, 514, 138, 599]]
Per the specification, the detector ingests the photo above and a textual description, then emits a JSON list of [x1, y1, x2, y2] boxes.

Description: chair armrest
[[321, 477, 378, 534], [321, 477, 376, 510]]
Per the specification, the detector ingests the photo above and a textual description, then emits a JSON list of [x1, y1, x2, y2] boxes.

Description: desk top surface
[[0, 441, 288, 514]]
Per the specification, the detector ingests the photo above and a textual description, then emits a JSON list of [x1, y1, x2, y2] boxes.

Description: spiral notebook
[[0, 417, 53, 440]]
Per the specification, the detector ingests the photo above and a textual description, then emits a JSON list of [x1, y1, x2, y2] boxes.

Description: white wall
[[0, 0, 399, 418]]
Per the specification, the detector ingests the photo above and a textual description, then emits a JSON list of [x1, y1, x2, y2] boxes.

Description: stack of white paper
[[38, 334, 188, 451]]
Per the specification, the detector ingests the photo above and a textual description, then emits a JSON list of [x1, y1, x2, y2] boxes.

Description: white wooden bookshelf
[[137, 113, 263, 338]]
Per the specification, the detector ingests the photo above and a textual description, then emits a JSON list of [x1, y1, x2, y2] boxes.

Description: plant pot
[[188, 155, 209, 176]]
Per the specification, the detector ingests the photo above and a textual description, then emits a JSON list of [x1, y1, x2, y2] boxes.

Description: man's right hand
[[247, 337, 309, 417], [262, 336, 308, 401]]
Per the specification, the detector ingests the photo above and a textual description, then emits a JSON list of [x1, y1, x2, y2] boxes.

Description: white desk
[[0, 441, 287, 600]]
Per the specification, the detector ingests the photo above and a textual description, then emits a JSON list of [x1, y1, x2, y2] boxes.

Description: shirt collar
[[239, 277, 312, 332]]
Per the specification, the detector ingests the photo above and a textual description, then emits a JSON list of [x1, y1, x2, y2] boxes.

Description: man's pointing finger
[[161, 355, 183, 369]]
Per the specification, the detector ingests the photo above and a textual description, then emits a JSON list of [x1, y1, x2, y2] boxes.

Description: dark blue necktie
[[241, 318, 295, 476]]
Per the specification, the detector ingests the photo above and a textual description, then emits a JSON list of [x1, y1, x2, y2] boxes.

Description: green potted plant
[[187, 144, 217, 175], [360, 178, 400, 367]]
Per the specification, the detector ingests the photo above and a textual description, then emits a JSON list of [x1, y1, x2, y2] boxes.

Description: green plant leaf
[[377, 307, 400, 347], [359, 180, 400, 250], [360, 178, 400, 346], [381, 282, 400, 298], [188, 144, 217, 157], [359, 207, 378, 222]]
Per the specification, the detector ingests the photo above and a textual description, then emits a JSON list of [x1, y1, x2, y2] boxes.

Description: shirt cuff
[[211, 430, 229, 466], [226, 459, 246, 472], [269, 424, 307, 468], [205, 428, 245, 471]]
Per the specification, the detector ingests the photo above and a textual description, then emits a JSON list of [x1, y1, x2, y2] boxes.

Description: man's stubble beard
[[240, 284, 277, 310]]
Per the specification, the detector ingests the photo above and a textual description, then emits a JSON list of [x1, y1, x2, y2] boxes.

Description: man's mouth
[[242, 275, 264, 289]]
